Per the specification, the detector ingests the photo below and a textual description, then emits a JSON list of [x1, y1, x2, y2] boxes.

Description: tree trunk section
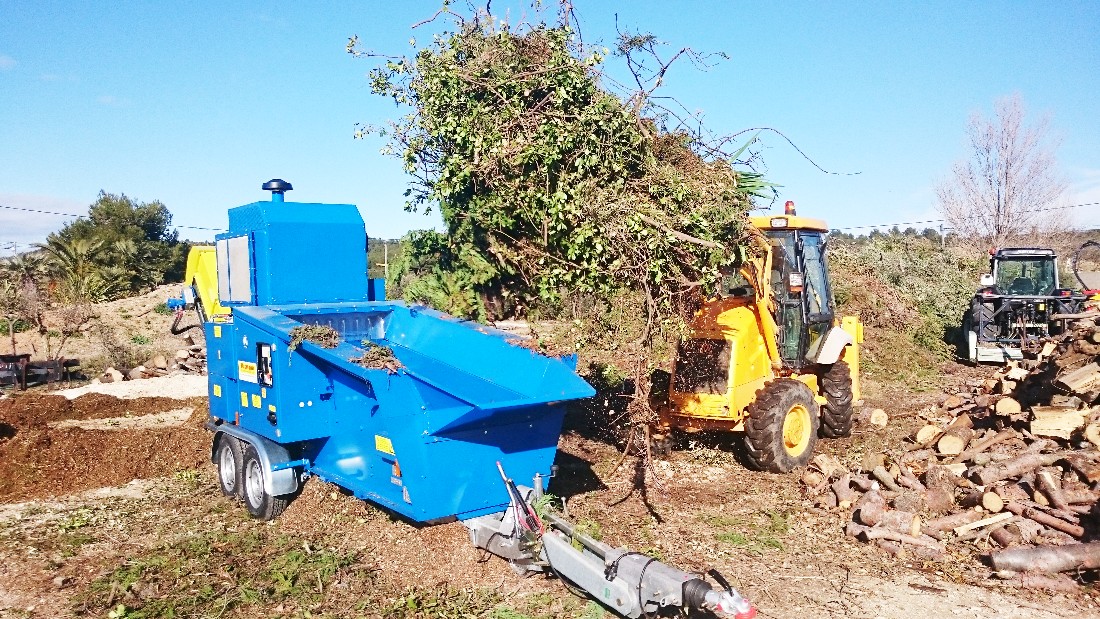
[[1003, 502, 1084, 538], [959, 490, 1004, 513], [994, 397, 1022, 418], [970, 453, 1061, 486], [856, 501, 921, 536], [991, 542, 1100, 573], [947, 429, 1016, 465], [937, 415, 975, 455]]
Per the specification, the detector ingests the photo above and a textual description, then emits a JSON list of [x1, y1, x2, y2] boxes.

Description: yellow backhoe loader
[[657, 202, 862, 472]]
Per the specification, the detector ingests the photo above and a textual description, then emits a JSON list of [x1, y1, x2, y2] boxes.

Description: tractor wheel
[[214, 435, 243, 499], [241, 444, 290, 521], [972, 301, 998, 340], [818, 361, 854, 438], [744, 379, 820, 473]]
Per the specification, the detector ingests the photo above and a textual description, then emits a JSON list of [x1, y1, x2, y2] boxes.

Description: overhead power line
[[835, 201, 1100, 231], [0, 203, 224, 232], [0, 203, 84, 219]]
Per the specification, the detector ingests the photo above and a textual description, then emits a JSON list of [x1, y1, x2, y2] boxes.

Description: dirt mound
[[0, 391, 205, 429], [0, 396, 210, 502], [276, 478, 549, 596]]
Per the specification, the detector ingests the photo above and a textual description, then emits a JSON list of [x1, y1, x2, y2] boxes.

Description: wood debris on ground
[[804, 313, 1100, 590]]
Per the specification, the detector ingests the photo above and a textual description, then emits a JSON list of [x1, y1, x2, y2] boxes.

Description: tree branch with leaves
[[351, 2, 771, 445]]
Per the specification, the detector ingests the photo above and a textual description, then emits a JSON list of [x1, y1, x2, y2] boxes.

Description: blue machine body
[[204, 193, 594, 523]]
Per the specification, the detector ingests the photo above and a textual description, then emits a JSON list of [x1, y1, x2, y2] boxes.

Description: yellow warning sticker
[[238, 360, 258, 384], [251, 394, 261, 408], [374, 435, 395, 455], [213, 384, 222, 397], [213, 325, 222, 338], [240, 392, 248, 408], [268, 404, 276, 413]]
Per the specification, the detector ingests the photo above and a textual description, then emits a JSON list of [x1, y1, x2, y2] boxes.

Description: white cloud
[[96, 94, 131, 107], [0, 55, 16, 71]]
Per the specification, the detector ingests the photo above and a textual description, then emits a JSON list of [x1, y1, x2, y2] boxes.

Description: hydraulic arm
[[464, 467, 756, 619]]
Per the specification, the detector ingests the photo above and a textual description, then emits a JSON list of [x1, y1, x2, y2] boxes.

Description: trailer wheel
[[214, 435, 244, 498], [241, 444, 289, 520], [818, 361, 853, 438], [744, 379, 819, 473]]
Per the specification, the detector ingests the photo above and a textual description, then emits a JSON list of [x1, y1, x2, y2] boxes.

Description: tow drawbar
[[463, 464, 756, 619]]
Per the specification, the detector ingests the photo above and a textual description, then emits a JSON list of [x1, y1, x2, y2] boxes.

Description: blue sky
[[1, 1, 1098, 254]]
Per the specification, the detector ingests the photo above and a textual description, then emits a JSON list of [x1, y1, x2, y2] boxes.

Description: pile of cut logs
[[805, 313, 1100, 590]]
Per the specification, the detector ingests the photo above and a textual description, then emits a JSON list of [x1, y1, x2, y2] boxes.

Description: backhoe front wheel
[[744, 379, 820, 473]]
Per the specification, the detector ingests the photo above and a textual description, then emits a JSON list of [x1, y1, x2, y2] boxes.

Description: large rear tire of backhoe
[[818, 361, 854, 438], [744, 379, 820, 473]]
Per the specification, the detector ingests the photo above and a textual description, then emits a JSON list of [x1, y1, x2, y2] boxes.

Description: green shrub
[[830, 234, 984, 359], [0, 318, 32, 334]]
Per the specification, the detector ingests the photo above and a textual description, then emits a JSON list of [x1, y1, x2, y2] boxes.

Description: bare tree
[[936, 93, 1068, 249]]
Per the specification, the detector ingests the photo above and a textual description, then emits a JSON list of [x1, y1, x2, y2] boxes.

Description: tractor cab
[[750, 208, 836, 371], [987, 248, 1060, 297]]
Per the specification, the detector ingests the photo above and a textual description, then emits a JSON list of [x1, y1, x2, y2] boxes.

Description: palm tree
[[3, 252, 48, 290], [39, 237, 117, 303]]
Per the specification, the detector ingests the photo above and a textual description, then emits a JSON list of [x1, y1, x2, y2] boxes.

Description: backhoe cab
[[658, 202, 862, 472]]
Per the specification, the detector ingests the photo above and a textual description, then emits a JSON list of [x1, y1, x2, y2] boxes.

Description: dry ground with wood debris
[[3, 295, 1100, 617], [2, 367, 1099, 618], [4, 284, 200, 379]]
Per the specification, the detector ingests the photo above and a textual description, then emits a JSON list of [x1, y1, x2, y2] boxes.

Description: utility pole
[[375, 241, 390, 280]]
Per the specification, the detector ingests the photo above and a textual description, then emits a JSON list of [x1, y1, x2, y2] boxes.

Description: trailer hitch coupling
[[465, 466, 757, 619]]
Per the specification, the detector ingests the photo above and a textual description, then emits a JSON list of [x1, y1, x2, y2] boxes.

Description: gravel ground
[[52, 374, 208, 400]]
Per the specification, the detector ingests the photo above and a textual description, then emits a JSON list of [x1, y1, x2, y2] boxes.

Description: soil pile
[[0, 392, 209, 502]]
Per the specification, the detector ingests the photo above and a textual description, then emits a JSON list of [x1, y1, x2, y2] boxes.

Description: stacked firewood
[[805, 314, 1100, 589], [95, 345, 208, 383], [171, 344, 208, 374]]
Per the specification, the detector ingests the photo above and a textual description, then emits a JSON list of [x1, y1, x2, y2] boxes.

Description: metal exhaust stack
[[262, 178, 293, 203]]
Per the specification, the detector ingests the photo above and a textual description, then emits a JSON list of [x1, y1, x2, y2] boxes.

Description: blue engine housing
[[203, 189, 593, 522]]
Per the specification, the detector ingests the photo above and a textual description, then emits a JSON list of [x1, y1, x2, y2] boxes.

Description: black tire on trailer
[[818, 361, 854, 438], [241, 443, 290, 520], [743, 379, 820, 473], [214, 434, 244, 499]]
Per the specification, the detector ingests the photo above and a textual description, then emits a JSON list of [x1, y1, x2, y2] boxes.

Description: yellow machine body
[[658, 210, 862, 435], [183, 246, 231, 321]]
